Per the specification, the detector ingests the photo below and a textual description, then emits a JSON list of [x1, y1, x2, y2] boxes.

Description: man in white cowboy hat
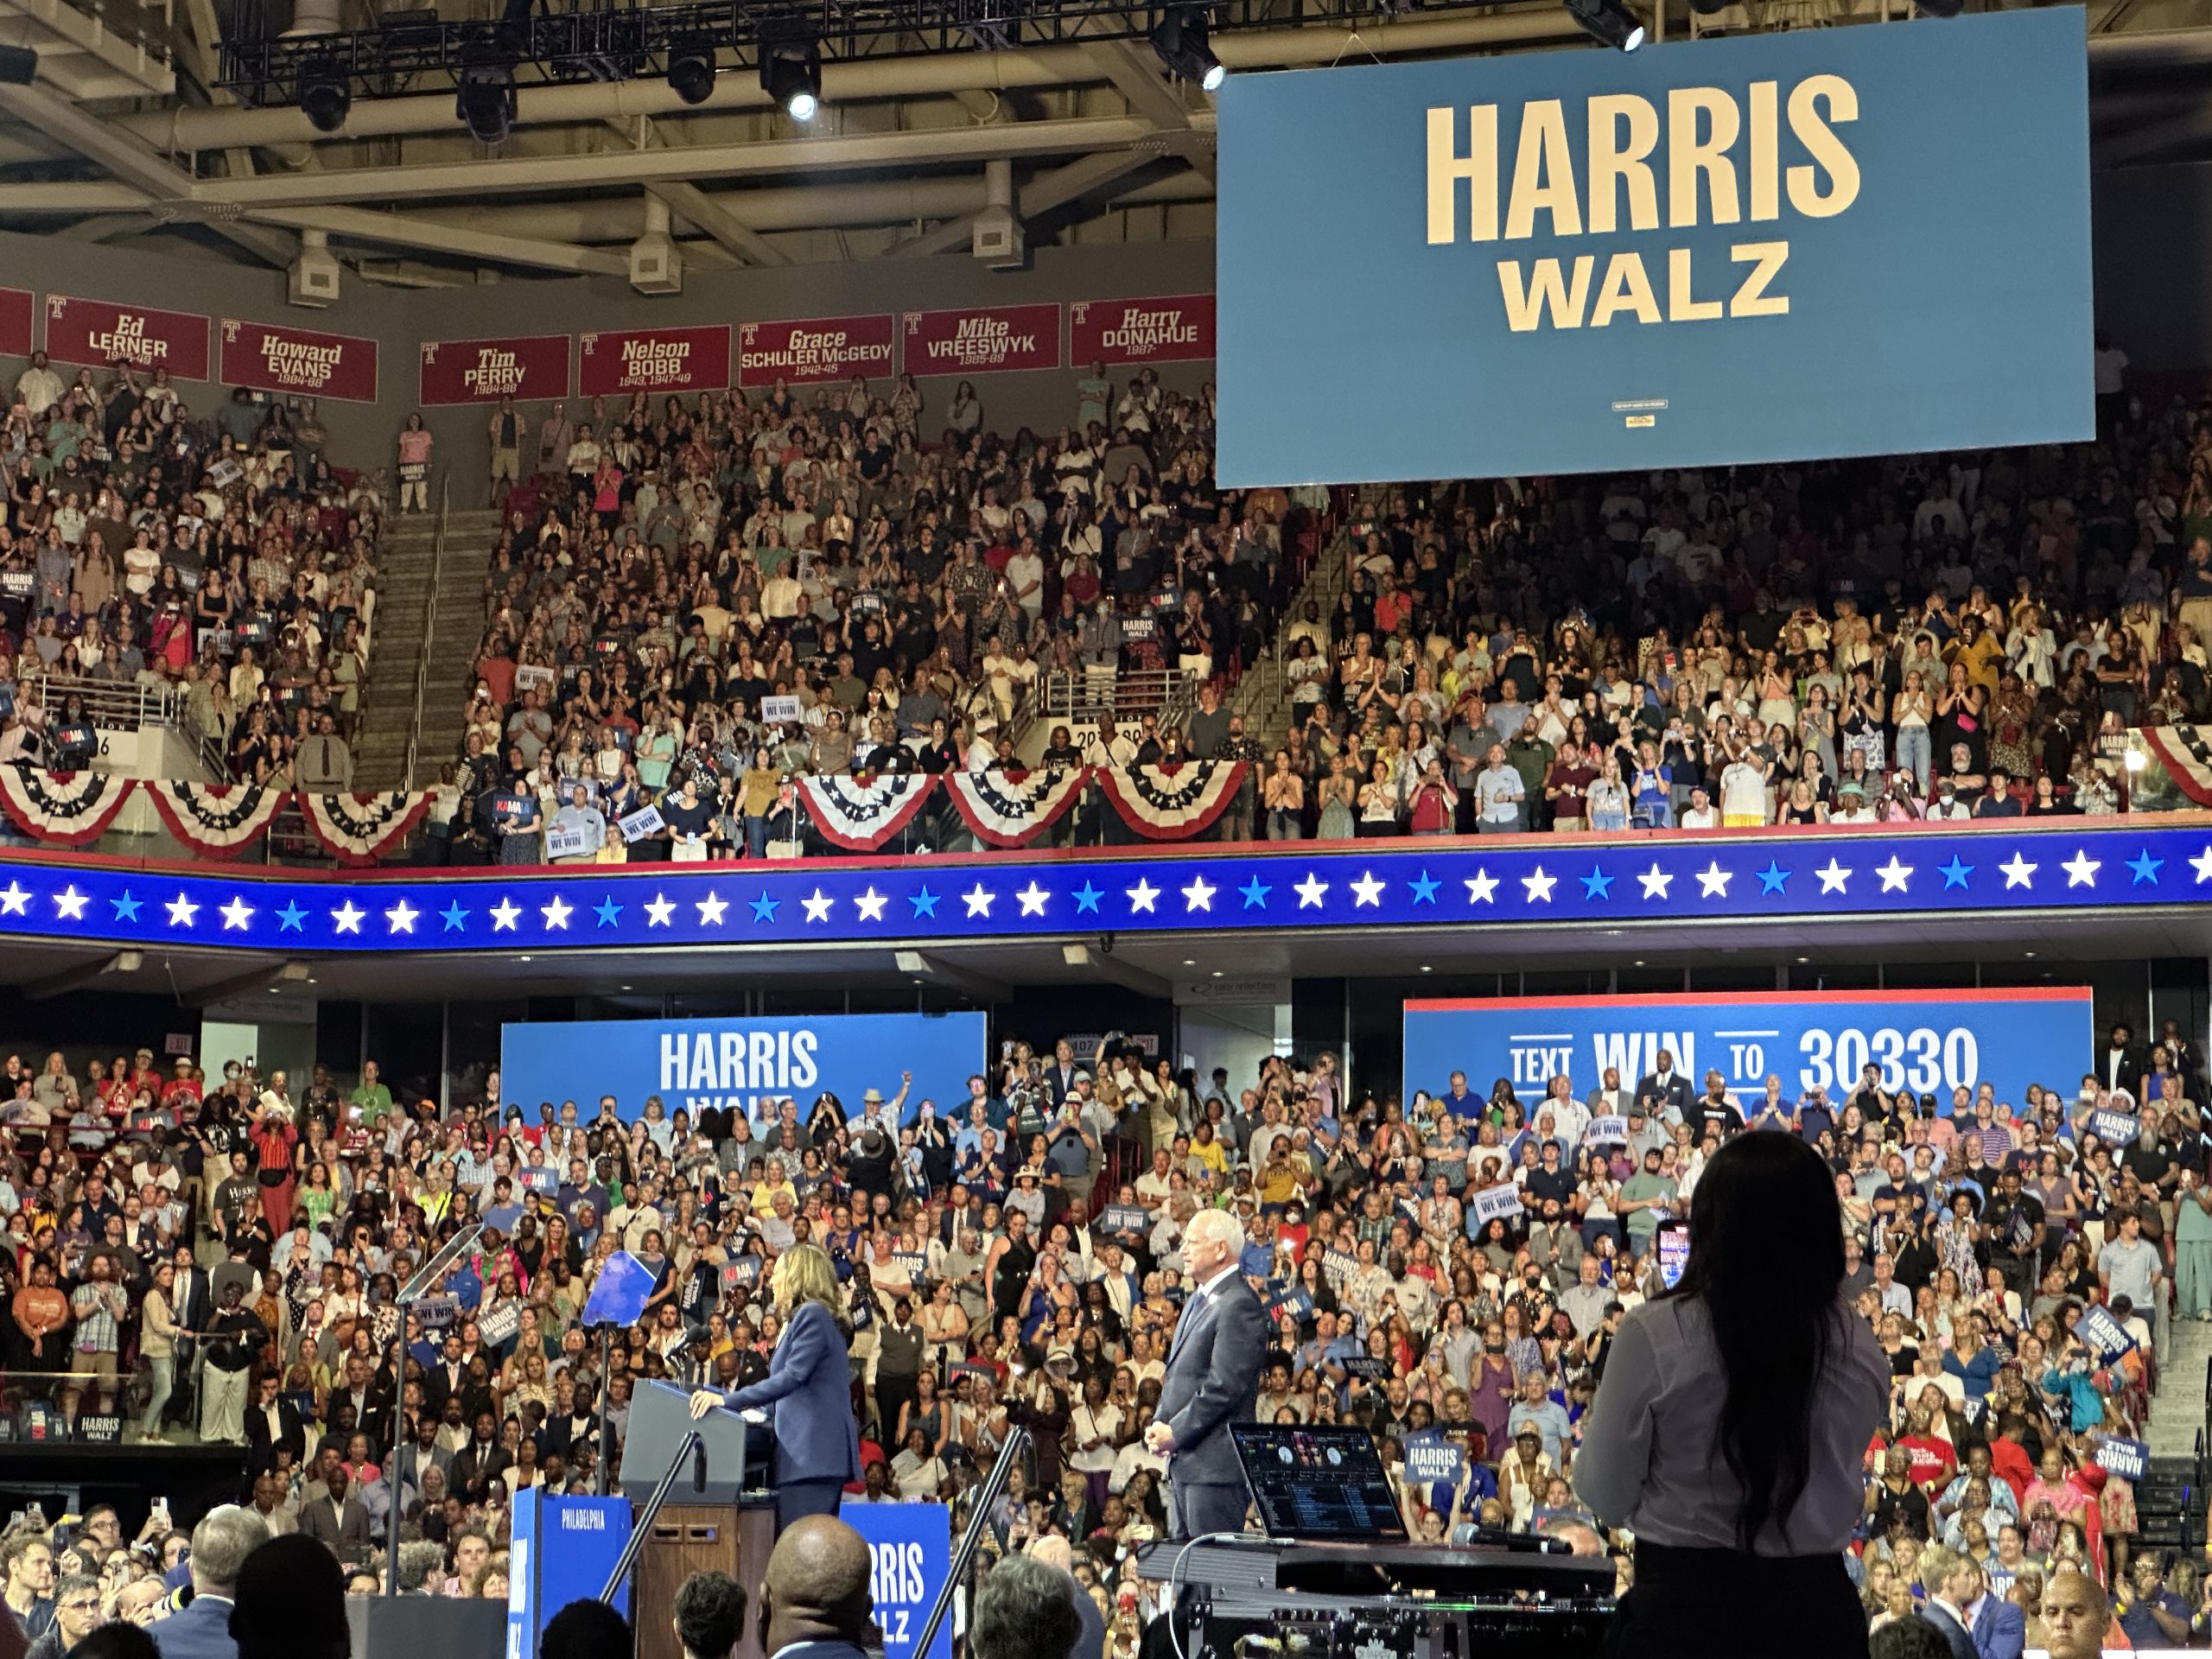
[[858, 1073, 912, 1137]]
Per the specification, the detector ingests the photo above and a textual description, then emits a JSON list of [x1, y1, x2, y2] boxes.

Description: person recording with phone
[[690, 1243, 860, 1531], [1574, 1132, 1889, 1658]]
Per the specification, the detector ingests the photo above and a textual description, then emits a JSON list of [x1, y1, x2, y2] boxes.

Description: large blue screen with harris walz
[[1217, 10, 2093, 485]]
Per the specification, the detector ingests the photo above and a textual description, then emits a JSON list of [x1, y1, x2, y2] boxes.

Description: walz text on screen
[[1217, 10, 2092, 484]]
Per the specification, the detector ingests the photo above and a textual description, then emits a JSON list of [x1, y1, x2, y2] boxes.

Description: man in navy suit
[[755, 1516, 872, 1659], [692, 1243, 860, 1531], [1145, 1207, 1267, 1538], [149, 1505, 270, 1659], [1920, 1547, 2024, 1659], [1633, 1051, 1694, 1122]]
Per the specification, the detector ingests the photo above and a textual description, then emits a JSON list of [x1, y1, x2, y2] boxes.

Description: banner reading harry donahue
[[578, 324, 730, 396], [418, 334, 572, 404], [738, 314, 895, 386], [1068, 293, 1215, 366], [44, 296, 209, 378], [221, 318, 379, 403], [903, 304, 1062, 375]]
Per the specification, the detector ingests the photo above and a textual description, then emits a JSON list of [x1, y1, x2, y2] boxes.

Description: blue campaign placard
[[1217, 10, 2092, 483], [2096, 1437, 2150, 1483], [507, 1491, 631, 1659], [499, 1011, 987, 1122], [1403, 988, 2093, 1115], [846, 1503, 952, 1659], [581, 1251, 655, 1326], [2079, 1306, 2135, 1363]]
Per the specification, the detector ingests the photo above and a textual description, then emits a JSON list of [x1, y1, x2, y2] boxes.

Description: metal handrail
[[402, 471, 450, 793], [1039, 666, 1198, 734], [16, 671, 187, 732]]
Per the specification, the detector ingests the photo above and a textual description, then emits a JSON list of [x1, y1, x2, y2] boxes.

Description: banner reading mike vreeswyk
[[499, 1011, 987, 1122], [1217, 9, 2092, 483]]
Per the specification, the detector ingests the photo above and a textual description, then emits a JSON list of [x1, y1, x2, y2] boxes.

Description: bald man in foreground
[[758, 1516, 874, 1659], [2041, 1567, 2110, 1659]]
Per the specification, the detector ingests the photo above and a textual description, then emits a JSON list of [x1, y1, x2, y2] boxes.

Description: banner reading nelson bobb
[[418, 334, 572, 404], [1216, 10, 2093, 484], [44, 295, 210, 379], [577, 324, 731, 396], [739, 315, 896, 387], [497, 1010, 987, 1122], [221, 319, 379, 403]]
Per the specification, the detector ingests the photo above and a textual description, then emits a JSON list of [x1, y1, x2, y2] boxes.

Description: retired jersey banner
[[578, 324, 730, 395], [418, 334, 572, 404], [903, 305, 1062, 375], [44, 296, 209, 378], [220, 319, 378, 403], [0, 289, 29, 359], [738, 315, 896, 386], [1216, 9, 2093, 484], [1068, 293, 1215, 366]]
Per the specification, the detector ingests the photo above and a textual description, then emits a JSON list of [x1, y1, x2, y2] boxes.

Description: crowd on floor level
[[434, 378, 2212, 864], [0, 1014, 2200, 1651], [0, 359, 382, 791]]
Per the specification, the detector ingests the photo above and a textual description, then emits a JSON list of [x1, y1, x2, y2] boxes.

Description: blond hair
[[770, 1242, 843, 1320]]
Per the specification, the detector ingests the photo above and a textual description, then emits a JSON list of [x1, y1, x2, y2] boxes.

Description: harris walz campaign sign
[[498, 1011, 987, 1122], [1216, 10, 2092, 483]]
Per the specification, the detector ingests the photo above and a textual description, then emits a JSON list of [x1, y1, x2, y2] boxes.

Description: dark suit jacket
[[2104, 1045, 2146, 1102], [1633, 1070, 1694, 1119], [1155, 1273, 1267, 1488], [149, 1592, 238, 1659], [1970, 1594, 2026, 1659], [244, 1399, 307, 1475], [725, 1298, 861, 1486], [300, 1494, 371, 1559], [1918, 1604, 1977, 1659]]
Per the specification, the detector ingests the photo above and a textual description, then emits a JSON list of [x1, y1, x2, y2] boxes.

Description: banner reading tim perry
[[1068, 293, 1214, 366], [903, 304, 1062, 375], [1216, 9, 2093, 484], [738, 315, 896, 387], [577, 324, 730, 396], [220, 318, 379, 403], [44, 295, 209, 378], [418, 334, 571, 404]]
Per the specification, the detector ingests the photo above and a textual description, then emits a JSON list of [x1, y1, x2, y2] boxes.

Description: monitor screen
[[1230, 1424, 1409, 1541]]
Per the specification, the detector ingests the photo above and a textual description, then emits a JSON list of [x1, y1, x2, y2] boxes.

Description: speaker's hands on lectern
[[689, 1389, 725, 1419]]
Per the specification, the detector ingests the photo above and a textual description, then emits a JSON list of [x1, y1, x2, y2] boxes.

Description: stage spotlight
[[666, 36, 715, 105], [1565, 0, 1644, 51], [298, 59, 350, 132], [457, 59, 517, 144], [759, 36, 821, 121], [1149, 7, 1225, 92]]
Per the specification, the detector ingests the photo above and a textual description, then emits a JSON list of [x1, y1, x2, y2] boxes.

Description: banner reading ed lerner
[[903, 304, 1062, 375], [220, 318, 379, 403], [44, 295, 209, 378], [1068, 293, 1215, 366], [418, 334, 572, 404], [738, 314, 895, 386], [0, 289, 29, 359], [578, 324, 730, 396]]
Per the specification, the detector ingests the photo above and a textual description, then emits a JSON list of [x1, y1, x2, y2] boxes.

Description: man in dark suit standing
[[1634, 1050, 1694, 1122], [1920, 1546, 2023, 1659], [149, 1504, 269, 1659], [243, 1372, 306, 1478], [1144, 1208, 1266, 1538], [168, 1244, 213, 1435], [299, 1465, 372, 1565]]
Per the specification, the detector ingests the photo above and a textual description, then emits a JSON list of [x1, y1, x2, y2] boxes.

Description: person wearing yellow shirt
[[1189, 1122, 1230, 1179]]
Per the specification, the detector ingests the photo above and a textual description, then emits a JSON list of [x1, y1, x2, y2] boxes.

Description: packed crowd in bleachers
[[442, 370, 2212, 861], [0, 358, 386, 787], [0, 1012, 2195, 1652]]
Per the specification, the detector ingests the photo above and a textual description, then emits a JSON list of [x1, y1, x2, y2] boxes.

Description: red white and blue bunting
[[0, 765, 135, 848], [143, 781, 285, 861], [796, 772, 936, 851], [944, 767, 1086, 849], [1097, 761, 1247, 841], [2142, 726, 2212, 805], [301, 791, 434, 866]]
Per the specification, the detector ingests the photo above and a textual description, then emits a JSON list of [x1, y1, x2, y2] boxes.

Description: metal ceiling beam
[[893, 950, 1013, 1003], [1061, 941, 1172, 999], [1081, 35, 1213, 183], [22, 949, 143, 1002], [250, 202, 632, 274], [601, 113, 791, 268], [0, 0, 173, 94], [895, 145, 1168, 257], [200, 114, 1166, 207], [184, 956, 311, 1010]]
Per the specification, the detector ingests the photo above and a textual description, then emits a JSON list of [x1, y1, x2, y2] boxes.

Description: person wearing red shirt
[[1896, 1404, 1958, 1491]]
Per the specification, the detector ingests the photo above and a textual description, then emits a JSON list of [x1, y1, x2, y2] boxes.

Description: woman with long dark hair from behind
[[1573, 1131, 1888, 1658]]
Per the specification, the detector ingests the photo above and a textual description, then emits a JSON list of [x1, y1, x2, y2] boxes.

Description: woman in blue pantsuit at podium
[[692, 1242, 860, 1530]]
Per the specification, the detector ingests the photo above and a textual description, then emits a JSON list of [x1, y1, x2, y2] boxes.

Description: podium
[[506, 1491, 632, 1659], [620, 1382, 777, 1659]]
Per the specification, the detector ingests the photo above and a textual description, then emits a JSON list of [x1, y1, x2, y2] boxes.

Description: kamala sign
[[1217, 10, 2092, 482]]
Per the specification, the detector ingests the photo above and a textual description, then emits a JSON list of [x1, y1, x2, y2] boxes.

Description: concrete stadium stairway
[[352, 505, 504, 791], [2138, 1317, 2212, 1550]]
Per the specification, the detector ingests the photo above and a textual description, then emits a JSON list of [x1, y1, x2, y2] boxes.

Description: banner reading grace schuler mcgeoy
[[1216, 10, 2092, 485]]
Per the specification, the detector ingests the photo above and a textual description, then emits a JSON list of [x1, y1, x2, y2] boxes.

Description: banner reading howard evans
[[1217, 9, 2092, 484], [739, 315, 896, 387], [419, 334, 572, 404], [1402, 988, 2092, 1119], [578, 324, 731, 396], [221, 319, 379, 403], [499, 1011, 987, 1122]]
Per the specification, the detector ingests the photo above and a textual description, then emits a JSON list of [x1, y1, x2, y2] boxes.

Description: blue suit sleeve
[[728, 1302, 834, 1411]]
